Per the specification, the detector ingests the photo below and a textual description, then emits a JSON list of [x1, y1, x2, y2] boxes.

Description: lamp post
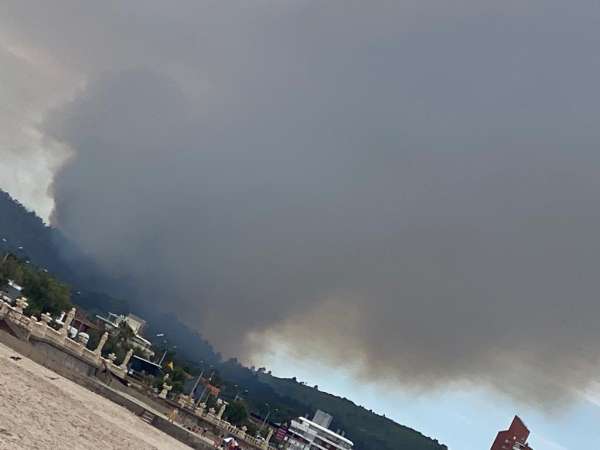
[[190, 364, 205, 397], [160, 345, 176, 366], [155, 333, 176, 367], [159, 347, 168, 365], [155, 333, 166, 364], [196, 366, 215, 403], [259, 403, 276, 435], [233, 386, 248, 401], [1, 238, 10, 265]]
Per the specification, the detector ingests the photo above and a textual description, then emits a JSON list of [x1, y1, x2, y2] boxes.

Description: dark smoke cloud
[[3, 1, 600, 405]]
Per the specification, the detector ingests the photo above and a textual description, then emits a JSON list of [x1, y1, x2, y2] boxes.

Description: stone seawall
[[0, 301, 270, 450], [0, 328, 214, 450], [0, 302, 130, 379], [0, 327, 96, 380]]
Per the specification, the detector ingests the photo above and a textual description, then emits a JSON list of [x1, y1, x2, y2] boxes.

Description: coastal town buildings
[[490, 416, 534, 450], [0, 299, 271, 450], [312, 410, 333, 428], [71, 309, 101, 335], [0, 279, 25, 304], [96, 312, 155, 358], [283, 410, 353, 450], [129, 354, 163, 377], [184, 375, 221, 402]]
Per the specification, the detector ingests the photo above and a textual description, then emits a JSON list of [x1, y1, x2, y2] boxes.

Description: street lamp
[[234, 387, 248, 402], [196, 365, 215, 404], [156, 333, 176, 366], [1, 238, 9, 265], [259, 403, 276, 435], [157, 337, 168, 365], [189, 361, 206, 397]]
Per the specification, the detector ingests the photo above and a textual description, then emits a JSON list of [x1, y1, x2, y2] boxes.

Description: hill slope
[[0, 189, 447, 450], [259, 374, 446, 450]]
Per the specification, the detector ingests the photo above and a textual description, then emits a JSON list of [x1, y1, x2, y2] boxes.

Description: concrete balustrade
[[180, 401, 271, 449], [0, 299, 276, 450], [40, 312, 52, 324], [0, 299, 273, 449], [94, 332, 108, 355], [14, 297, 29, 314], [0, 300, 127, 379], [64, 337, 85, 355], [119, 349, 134, 369]]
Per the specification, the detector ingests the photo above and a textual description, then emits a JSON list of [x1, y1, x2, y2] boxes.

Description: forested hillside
[[218, 360, 447, 450], [0, 190, 127, 314], [0, 189, 447, 450], [0, 190, 64, 272], [259, 374, 447, 450]]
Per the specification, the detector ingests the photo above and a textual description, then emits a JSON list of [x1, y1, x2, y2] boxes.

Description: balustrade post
[[94, 332, 108, 356], [119, 349, 134, 369]]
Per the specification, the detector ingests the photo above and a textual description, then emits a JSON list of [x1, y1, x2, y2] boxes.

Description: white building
[[0, 279, 26, 305], [284, 411, 353, 450], [312, 410, 333, 429], [121, 313, 146, 335], [96, 312, 154, 358]]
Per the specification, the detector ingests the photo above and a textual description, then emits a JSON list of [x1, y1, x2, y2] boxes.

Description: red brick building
[[490, 416, 534, 450]]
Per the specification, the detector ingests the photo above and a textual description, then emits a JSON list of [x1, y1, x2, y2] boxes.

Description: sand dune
[[0, 342, 191, 449]]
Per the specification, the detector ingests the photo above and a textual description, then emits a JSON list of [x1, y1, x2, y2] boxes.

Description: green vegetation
[[0, 190, 128, 316], [244, 421, 259, 437], [0, 254, 72, 316], [166, 365, 189, 394], [259, 374, 447, 450], [87, 322, 136, 362], [216, 359, 447, 450], [224, 400, 249, 426]]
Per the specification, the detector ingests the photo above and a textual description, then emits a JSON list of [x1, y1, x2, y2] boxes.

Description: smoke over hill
[[3, 1, 600, 405]]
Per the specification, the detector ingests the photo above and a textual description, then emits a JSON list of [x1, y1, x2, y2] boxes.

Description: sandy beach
[[0, 342, 192, 450]]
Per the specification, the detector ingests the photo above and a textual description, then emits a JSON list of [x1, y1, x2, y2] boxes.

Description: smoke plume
[[3, 1, 600, 405]]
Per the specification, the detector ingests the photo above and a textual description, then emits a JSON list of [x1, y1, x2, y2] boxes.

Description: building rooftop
[[297, 417, 354, 446], [96, 314, 119, 328], [132, 334, 152, 347], [131, 354, 162, 368], [7, 280, 23, 292]]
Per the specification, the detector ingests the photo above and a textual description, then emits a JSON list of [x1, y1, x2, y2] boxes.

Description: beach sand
[[0, 341, 192, 449]]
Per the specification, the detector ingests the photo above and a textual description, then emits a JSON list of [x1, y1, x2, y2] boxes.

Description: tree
[[245, 421, 259, 437], [225, 400, 248, 426], [101, 322, 136, 362], [205, 394, 218, 410], [23, 272, 71, 316], [0, 254, 72, 317], [169, 365, 188, 394]]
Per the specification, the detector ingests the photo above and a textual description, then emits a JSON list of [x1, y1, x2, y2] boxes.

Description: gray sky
[[2, 1, 600, 406]]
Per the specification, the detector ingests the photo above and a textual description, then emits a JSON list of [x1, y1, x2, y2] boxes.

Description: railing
[[7, 309, 31, 328], [64, 337, 85, 355], [194, 410, 271, 449], [0, 300, 128, 379], [1, 299, 272, 449]]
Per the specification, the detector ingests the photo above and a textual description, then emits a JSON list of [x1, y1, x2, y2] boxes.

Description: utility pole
[[234, 387, 248, 402], [159, 348, 168, 366], [259, 403, 274, 435], [190, 370, 204, 397], [196, 369, 215, 403]]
